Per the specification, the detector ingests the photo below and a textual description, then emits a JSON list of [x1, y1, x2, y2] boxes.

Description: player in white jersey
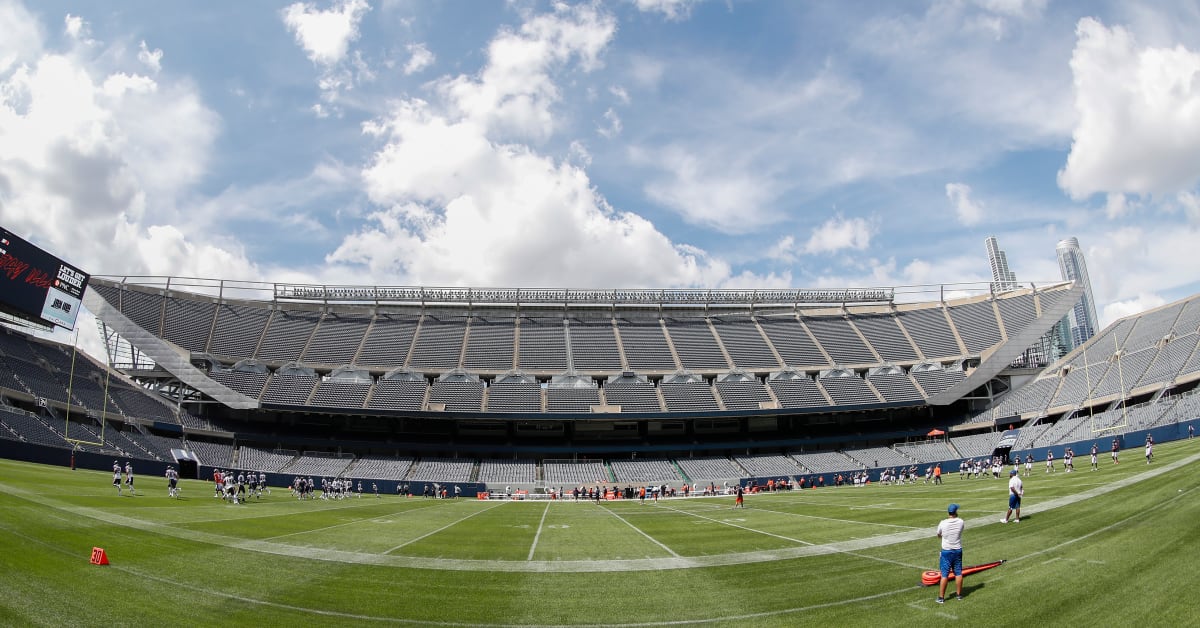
[[166, 466, 179, 498], [1145, 437, 1153, 464], [1090, 443, 1099, 470], [113, 461, 123, 496], [259, 472, 269, 495], [124, 462, 136, 495], [1064, 448, 1074, 472], [1045, 449, 1055, 473]]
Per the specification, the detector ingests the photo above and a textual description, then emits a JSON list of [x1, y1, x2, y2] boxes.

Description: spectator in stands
[[936, 503, 965, 603]]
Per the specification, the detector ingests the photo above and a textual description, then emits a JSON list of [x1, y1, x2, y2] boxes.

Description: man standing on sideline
[[936, 503, 965, 603], [1002, 469, 1023, 523]]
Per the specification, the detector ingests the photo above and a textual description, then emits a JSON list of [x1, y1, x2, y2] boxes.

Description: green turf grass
[[0, 438, 1196, 626]]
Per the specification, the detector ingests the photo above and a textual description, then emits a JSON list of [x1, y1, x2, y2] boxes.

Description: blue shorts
[[1009, 494, 1021, 509], [940, 549, 963, 578]]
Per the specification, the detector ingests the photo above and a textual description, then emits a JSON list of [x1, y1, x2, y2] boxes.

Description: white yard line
[[599, 504, 681, 558], [527, 502, 551, 561], [384, 501, 506, 554]]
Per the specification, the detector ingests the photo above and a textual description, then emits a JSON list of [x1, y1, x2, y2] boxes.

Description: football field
[[1, 439, 1197, 626]]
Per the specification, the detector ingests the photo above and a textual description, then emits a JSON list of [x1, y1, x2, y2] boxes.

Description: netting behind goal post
[[1090, 333, 1129, 435], [63, 330, 107, 450]]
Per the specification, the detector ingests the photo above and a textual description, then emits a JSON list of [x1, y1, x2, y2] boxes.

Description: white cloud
[[281, 0, 370, 66], [597, 107, 621, 138], [803, 215, 874, 255], [403, 42, 434, 75], [137, 41, 162, 73], [945, 182, 985, 226], [1102, 293, 1167, 325], [435, 3, 616, 141], [609, 85, 630, 105], [63, 14, 85, 40], [638, 144, 781, 234], [282, 0, 372, 116], [329, 6, 734, 289], [1083, 224, 1200, 327], [633, 0, 699, 21], [0, 6, 234, 290], [1058, 18, 1200, 200]]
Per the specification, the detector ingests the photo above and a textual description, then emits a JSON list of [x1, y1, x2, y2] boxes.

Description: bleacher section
[[406, 457, 474, 482], [477, 458, 537, 483], [609, 458, 681, 483]]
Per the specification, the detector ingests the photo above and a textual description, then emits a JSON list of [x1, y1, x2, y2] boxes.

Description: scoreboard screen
[[0, 226, 90, 331]]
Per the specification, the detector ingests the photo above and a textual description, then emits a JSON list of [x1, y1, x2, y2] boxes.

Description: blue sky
[[3, 0, 1200, 355]]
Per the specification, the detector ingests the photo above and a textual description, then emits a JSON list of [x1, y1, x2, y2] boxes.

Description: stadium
[[1, 264, 1199, 624], [4, 2, 1200, 623]]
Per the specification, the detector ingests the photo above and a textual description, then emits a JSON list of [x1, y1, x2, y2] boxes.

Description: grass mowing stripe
[[384, 501, 507, 554], [654, 502, 814, 545], [527, 502, 550, 561], [262, 500, 448, 541], [748, 504, 923, 530], [599, 504, 681, 558], [1008, 483, 1200, 566]]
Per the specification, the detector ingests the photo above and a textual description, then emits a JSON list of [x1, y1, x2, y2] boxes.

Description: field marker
[[527, 502, 551, 561]]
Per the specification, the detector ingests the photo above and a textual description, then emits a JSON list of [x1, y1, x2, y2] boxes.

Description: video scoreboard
[[0, 226, 90, 331]]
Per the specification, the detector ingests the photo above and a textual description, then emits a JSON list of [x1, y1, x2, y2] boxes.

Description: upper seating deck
[[84, 277, 1080, 416]]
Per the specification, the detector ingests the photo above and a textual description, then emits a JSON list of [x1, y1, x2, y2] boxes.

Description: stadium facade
[[0, 275, 1197, 494]]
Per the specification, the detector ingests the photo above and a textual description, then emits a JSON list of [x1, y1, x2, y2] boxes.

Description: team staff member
[[936, 503, 965, 604], [1002, 469, 1023, 524]]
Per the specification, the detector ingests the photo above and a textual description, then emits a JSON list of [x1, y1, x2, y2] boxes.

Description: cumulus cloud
[[945, 182, 985, 225], [402, 42, 434, 75], [328, 5, 732, 288], [435, 3, 615, 141], [1058, 18, 1200, 200], [137, 41, 162, 73], [0, 7, 234, 284], [281, 0, 372, 115], [803, 215, 874, 255], [282, 0, 369, 66]]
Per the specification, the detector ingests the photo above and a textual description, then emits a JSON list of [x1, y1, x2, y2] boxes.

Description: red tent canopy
[[927, 429, 946, 437]]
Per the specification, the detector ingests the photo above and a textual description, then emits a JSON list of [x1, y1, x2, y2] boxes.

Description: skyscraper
[[985, 236, 1018, 292], [984, 236, 1068, 367], [1056, 237, 1099, 349]]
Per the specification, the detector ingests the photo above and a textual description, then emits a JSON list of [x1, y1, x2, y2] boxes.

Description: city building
[[1056, 237, 1099, 349]]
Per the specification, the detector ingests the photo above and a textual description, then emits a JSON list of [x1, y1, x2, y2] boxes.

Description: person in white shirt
[[936, 503, 965, 603], [1002, 469, 1023, 523]]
